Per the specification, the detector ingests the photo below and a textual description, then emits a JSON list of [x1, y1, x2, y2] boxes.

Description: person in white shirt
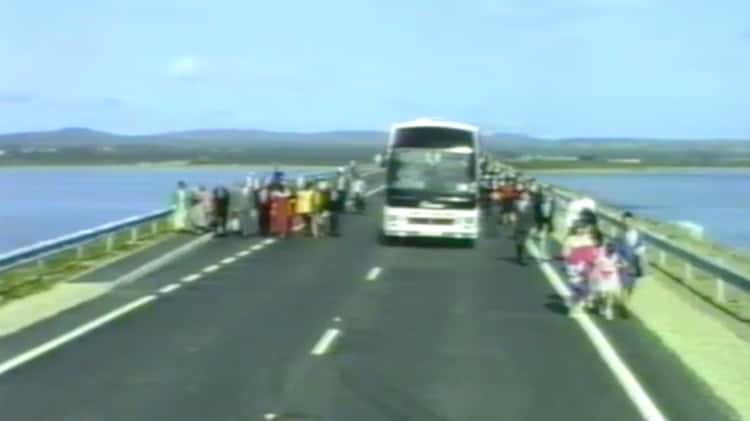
[[564, 197, 597, 232], [170, 181, 191, 232], [351, 178, 366, 212]]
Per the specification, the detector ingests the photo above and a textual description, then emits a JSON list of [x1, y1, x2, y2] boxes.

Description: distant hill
[[0, 128, 541, 148], [0, 128, 748, 155], [0, 128, 122, 147]]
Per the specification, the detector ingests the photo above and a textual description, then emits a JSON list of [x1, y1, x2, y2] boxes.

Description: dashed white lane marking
[[527, 241, 668, 421], [203, 264, 220, 273], [365, 185, 385, 196], [262, 238, 276, 245], [365, 267, 382, 281], [236, 250, 251, 257], [0, 295, 157, 376], [263, 414, 278, 420], [310, 328, 341, 356], [251, 244, 264, 251], [158, 283, 181, 294], [181, 274, 201, 283], [221, 257, 236, 265]]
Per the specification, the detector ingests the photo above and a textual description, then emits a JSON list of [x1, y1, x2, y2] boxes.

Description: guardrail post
[[76, 244, 85, 259], [683, 262, 694, 283], [658, 250, 667, 266], [715, 278, 726, 303], [106, 234, 115, 252], [36, 259, 45, 271], [151, 221, 159, 236], [130, 227, 138, 243]]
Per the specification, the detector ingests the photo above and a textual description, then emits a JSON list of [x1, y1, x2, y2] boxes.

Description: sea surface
[[0, 167, 328, 255], [534, 170, 750, 252]]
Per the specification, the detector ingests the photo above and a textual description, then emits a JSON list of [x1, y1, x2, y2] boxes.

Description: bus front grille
[[408, 218, 454, 225]]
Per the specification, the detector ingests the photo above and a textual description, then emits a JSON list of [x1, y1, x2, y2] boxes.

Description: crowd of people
[[169, 164, 367, 240], [561, 210, 646, 320], [485, 166, 646, 320]]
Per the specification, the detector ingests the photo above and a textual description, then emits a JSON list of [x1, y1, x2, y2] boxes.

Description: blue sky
[[1, 0, 749, 138]]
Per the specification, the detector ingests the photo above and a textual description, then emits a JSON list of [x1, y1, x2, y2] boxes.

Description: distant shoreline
[[524, 166, 750, 174], [0, 163, 341, 171], [2, 163, 749, 173]]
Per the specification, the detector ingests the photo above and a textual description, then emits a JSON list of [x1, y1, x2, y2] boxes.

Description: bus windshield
[[392, 127, 474, 149], [387, 148, 476, 194]]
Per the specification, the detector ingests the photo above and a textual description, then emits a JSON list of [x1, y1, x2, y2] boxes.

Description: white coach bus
[[380, 118, 481, 246]]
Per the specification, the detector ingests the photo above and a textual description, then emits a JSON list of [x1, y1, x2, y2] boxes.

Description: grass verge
[[0, 219, 175, 304]]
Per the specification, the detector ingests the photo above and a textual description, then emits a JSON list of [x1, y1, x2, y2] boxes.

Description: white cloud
[[167, 56, 202, 79]]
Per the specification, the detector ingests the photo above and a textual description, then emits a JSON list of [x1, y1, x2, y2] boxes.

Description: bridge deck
[[0, 186, 736, 420]]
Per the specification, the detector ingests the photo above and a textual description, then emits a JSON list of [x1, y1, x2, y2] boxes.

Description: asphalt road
[[0, 188, 737, 421]]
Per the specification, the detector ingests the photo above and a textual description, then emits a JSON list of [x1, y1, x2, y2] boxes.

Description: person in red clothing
[[287, 185, 298, 235], [269, 182, 292, 238], [499, 178, 518, 226]]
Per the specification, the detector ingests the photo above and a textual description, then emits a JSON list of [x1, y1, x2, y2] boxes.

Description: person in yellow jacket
[[296, 181, 314, 236]]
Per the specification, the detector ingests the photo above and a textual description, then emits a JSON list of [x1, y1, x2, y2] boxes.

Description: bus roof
[[391, 118, 479, 134]]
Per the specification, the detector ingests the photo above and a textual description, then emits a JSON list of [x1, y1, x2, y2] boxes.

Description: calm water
[[0, 167, 327, 254], [535, 170, 750, 251]]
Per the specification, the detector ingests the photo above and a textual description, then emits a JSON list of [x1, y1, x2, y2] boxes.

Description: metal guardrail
[[0, 208, 174, 275], [546, 185, 750, 320]]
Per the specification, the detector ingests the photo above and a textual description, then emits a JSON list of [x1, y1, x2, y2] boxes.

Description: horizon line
[[0, 126, 749, 142]]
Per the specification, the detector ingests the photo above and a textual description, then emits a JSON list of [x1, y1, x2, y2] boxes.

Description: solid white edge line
[[181, 274, 201, 283], [203, 264, 220, 273], [366, 267, 382, 281], [0, 295, 157, 376], [310, 328, 341, 356], [221, 257, 236, 265], [527, 241, 668, 421], [237, 250, 251, 257], [114, 233, 213, 285], [158, 283, 181, 294]]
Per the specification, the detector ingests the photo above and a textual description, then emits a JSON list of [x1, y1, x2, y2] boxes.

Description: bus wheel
[[464, 239, 477, 249], [378, 231, 392, 246]]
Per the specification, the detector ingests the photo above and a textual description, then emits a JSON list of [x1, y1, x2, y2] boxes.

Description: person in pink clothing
[[562, 222, 598, 315], [589, 242, 626, 320]]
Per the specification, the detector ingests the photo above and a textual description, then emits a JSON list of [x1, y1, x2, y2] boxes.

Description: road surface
[[0, 184, 737, 421]]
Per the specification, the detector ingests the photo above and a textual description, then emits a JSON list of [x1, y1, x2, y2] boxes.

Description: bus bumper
[[383, 229, 478, 239], [382, 207, 480, 240]]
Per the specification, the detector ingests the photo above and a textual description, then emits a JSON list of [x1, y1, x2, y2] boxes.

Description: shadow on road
[[380, 237, 474, 250], [545, 293, 569, 316]]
